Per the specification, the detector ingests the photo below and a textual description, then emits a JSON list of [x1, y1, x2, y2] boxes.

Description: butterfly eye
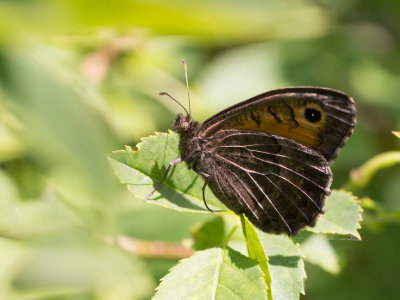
[[181, 122, 189, 130], [305, 108, 321, 122]]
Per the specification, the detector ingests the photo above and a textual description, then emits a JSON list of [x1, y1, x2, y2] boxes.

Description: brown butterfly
[[146, 61, 356, 235]]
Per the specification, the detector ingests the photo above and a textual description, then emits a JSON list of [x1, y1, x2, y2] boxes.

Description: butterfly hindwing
[[198, 129, 332, 234]]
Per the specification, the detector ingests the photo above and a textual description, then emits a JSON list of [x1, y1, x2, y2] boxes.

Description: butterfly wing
[[200, 87, 356, 162], [198, 129, 332, 234]]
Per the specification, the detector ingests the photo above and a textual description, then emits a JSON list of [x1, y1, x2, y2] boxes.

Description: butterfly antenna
[[158, 92, 190, 116], [182, 59, 191, 116]]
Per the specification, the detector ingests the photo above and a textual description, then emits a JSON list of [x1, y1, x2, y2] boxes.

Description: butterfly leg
[[144, 157, 183, 201], [190, 166, 216, 212], [201, 181, 214, 212], [201, 180, 225, 213]]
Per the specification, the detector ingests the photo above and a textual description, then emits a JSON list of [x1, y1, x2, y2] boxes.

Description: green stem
[[344, 151, 400, 192], [222, 225, 238, 248]]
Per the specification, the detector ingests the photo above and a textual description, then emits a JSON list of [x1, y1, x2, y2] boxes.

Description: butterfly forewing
[[198, 130, 332, 234], [200, 87, 356, 162]]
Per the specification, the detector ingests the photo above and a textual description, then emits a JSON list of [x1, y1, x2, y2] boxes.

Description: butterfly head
[[174, 113, 198, 134], [174, 113, 202, 165]]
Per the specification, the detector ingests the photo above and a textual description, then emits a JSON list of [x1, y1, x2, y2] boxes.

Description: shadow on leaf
[[268, 255, 300, 268], [147, 161, 208, 211]]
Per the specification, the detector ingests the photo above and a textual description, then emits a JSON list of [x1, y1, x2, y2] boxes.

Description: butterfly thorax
[[174, 113, 204, 170]]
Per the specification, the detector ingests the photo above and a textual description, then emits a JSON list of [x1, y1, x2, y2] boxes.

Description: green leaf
[[108, 131, 226, 212], [393, 131, 400, 139], [257, 232, 305, 300], [12, 236, 155, 300], [190, 216, 226, 250], [0, 170, 20, 225], [307, 190, 362, 239], [153, 247, 267, 300], [241, 215, 272, 300], [300, 234, 340, 274], [0, 0, 333, 44], [0, 170, 70, 239]]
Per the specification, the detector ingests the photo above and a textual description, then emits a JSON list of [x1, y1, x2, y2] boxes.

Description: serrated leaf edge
[[306, 190, 363, 239], [107, 131, 223, 213]]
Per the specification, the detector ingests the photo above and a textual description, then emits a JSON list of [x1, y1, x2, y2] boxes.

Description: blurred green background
[[0, 0, 399, 299]]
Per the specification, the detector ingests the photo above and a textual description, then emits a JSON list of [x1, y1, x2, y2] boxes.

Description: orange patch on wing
[[239, 122, 320, 148], [214, 101, 327, 149], [233, 105, 325, 148]]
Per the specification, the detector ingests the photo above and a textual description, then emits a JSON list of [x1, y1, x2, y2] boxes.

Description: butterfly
[[146, 62, 356, 235]]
